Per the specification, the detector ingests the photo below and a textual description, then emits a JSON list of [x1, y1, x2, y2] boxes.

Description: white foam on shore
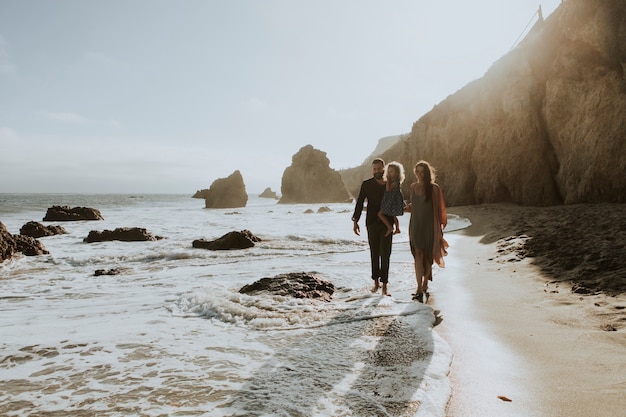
[[1, 194, 457, 416]]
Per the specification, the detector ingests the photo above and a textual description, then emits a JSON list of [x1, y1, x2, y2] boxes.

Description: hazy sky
[[0, 0, 561, 194]]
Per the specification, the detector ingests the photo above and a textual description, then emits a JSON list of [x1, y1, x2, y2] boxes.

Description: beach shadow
[[222, 295, 436, 416], [449, 204, 626, 295]]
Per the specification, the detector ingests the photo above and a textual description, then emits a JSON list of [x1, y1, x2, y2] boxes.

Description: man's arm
[[352, 181, 367, 235]]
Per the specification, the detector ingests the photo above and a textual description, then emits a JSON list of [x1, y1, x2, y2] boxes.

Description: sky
[[0, 0, 562, 194]]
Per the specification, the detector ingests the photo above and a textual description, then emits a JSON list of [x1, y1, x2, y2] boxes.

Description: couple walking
[[351, 158, 448, 302]]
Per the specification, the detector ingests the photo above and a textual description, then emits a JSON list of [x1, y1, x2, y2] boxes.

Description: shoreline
[[431, 204, 626, 416]]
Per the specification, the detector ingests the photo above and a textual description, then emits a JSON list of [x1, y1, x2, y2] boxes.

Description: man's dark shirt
[[352, 177, 387, 227]]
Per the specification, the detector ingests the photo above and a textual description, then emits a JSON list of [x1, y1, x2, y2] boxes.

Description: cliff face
[[344, 0, 626, 206], [279, 145, 351, 204]]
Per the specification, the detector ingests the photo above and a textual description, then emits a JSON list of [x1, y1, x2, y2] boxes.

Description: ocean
[[0, 193, 469, 417]]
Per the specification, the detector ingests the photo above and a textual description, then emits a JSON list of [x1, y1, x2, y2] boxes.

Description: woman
[[406, 161, 448, 302]]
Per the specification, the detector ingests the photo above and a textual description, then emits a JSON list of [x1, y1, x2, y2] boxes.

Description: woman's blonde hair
[[383, 161, 405, 184]]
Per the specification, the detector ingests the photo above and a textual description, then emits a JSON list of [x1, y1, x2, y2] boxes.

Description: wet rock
[[11, 234, 49, 256], [84, 227, 163, 243], [20, 221, 67, 238], [0, 221, 15, 262], [239, 272, 335, 301], [43, 205, 104, 221], [94, 268, 121, 276], [192, 229, 261, 250], [1, 221, 49, 261]]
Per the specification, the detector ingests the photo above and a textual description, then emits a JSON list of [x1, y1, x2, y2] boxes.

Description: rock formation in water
[[43, 205, 104, 221], [342, 0, 626, 206], [192, 229, 261, 250], [1, 221, 49, 262], [239, 272, 335, 301], [20, 221, 67, 238], [202, 170, 249, 208], [279, 145, 351, 204], [259, 187, 278, 199], [94, 268, 122, 276], [83, 227, 163, 243]]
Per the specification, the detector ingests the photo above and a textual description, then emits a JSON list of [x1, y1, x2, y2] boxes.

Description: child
[[378, 161, 405, 236]]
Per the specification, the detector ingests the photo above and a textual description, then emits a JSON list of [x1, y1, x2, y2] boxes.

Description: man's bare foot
[[385, 227, 393, 236], [394, 228, 401, 234], [382, 283, 390, 296], [371, 281, 380, 293]]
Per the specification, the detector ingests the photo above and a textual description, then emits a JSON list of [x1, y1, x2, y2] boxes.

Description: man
[[352, 158, 393, 295]]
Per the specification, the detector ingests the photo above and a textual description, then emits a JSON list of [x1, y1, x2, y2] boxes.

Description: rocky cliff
[[343, 0, 626, 206], [279, 145, 351, 204]]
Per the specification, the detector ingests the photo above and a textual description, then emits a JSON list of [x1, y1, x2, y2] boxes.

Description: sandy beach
[[431, 204, 626, 417]]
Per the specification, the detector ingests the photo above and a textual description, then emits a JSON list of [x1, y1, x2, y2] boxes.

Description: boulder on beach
[[43, 205, 104, 221], [279, 145, 351, 204], [201, 170, 249, 209], [239, 272, 335, 301], [1, 221, 49, 262], [192, 229, 261, 250], [259, 187, 278, 199], [20, 221, 68, 238], [83, 227, 163, 243]]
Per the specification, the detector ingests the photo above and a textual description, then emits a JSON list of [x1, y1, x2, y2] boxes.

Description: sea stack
[[279, 145, 351, 204], [203, 170, 249, 208]]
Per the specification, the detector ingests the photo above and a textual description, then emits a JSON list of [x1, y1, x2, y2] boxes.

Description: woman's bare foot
[[385, 227, 393, 236], [394, 228, 401, 234], [371, 280, 380, 293]]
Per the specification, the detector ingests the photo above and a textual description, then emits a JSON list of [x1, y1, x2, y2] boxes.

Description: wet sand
[[432, 204, 626, 417]]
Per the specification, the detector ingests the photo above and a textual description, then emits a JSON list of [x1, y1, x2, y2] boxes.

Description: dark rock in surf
[[0, 221, 13, 262], [94, 268, 121, 276], [192, 229, 261, 250], [1, 221, 49, 261], [13, 235, 49, 256], [83, 227, 163, 243], [20, 221, 67, 238], [239, 272, 335, 301], [43, 205, 104, 221]]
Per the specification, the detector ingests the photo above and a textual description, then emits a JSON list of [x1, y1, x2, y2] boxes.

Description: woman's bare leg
[[413, 249, 426, 295], [423, 257, 432, 293]]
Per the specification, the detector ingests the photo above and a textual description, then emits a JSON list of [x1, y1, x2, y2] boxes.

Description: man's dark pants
[[366, 219, 393, 284]]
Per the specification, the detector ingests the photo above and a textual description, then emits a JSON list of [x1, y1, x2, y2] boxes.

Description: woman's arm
[[433, 183, 447, 229], [404, 182, 415, 212]]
